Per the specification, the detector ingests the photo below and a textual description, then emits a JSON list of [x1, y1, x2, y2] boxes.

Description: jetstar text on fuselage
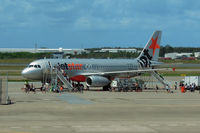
[[57, 62, 83, 70]]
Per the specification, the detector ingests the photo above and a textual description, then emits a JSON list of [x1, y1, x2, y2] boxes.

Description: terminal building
[[0, 47, 139, 59], [0, 48, 37, 53], [194, 52, 200, 58], [94, 48, 138, 53], [165, 52, 193, 59], [37, 48, 89, 55], [0, 48, 89, 55], [0, 48, 139, 54]]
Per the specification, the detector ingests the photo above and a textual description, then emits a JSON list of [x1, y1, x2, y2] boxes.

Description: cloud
[[0, 0, 76, 29], [71, 0, 200, 32], [0, 0, 200, 47], [0, 0, 199, 31]]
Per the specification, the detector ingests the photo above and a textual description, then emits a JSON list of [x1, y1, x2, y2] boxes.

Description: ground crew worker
[[156, 85, 159, 93], [45, 83, 49, 93], [80, 84, 84, 93], [60, 85, 63, 92], [166, 85, 170, 93], [30, 83, 36, 94], [181, 85, 185, 93], [135, 82, 138, 92], [24, 81, 30, 93], [174, 82, 177, 90]]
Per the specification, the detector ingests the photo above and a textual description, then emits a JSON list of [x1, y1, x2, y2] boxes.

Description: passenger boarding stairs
[[48, 67, 73, 91], [151, 71, 171, 90], [56, 69, 73, 90]]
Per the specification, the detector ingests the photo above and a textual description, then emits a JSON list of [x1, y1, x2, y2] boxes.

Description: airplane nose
[[21, 68, 31, 79], [21, 68, 42, 80]]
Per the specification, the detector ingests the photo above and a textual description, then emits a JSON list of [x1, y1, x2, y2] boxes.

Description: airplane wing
[[81, 68, 169, 76]]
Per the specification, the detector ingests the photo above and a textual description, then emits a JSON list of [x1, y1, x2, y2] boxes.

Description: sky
[[0, 0, 200, 48]]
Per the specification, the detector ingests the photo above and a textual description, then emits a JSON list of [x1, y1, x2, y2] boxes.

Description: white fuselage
[[21, 58, 141, 82]]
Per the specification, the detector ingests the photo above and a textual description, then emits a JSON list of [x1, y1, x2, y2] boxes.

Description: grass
[[0, 72, 21, 76], [160, 59, 200, 64], [0, 58, 199, 64], [8, 80, 38, 82], [0, 66, 25, 70], [174, 67, 200, 69], [0, 58, 199, 77], [0, 58, 35, 64], [0, 58, 199, 65], [159, 71, 200, 76], [142, 71, 200, 76]]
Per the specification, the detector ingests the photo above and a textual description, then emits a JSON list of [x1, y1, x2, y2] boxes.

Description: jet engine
[[86, 76, 111, 87]]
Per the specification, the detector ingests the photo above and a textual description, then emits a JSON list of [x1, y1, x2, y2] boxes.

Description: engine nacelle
[[86, 76, 111, 87]]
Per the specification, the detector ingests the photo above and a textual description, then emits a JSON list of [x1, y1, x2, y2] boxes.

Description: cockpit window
[[28, 64, 41, 68], [29, 65, 33, 68]]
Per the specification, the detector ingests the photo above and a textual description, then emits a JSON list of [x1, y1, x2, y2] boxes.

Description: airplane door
[[48, 61, 52, 69], [42, 61, 52, 74]]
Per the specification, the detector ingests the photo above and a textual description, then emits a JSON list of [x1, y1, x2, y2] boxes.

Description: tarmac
[[1, 80, 200, 133]]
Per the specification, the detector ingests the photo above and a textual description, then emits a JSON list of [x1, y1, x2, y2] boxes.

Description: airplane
[[21, 31, 163, 90]]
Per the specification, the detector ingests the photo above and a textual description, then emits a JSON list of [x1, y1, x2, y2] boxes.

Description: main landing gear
[[103, 84, 111, 91]]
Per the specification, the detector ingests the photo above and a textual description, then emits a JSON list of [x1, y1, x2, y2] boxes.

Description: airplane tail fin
[[137, 31, 162, 68]]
